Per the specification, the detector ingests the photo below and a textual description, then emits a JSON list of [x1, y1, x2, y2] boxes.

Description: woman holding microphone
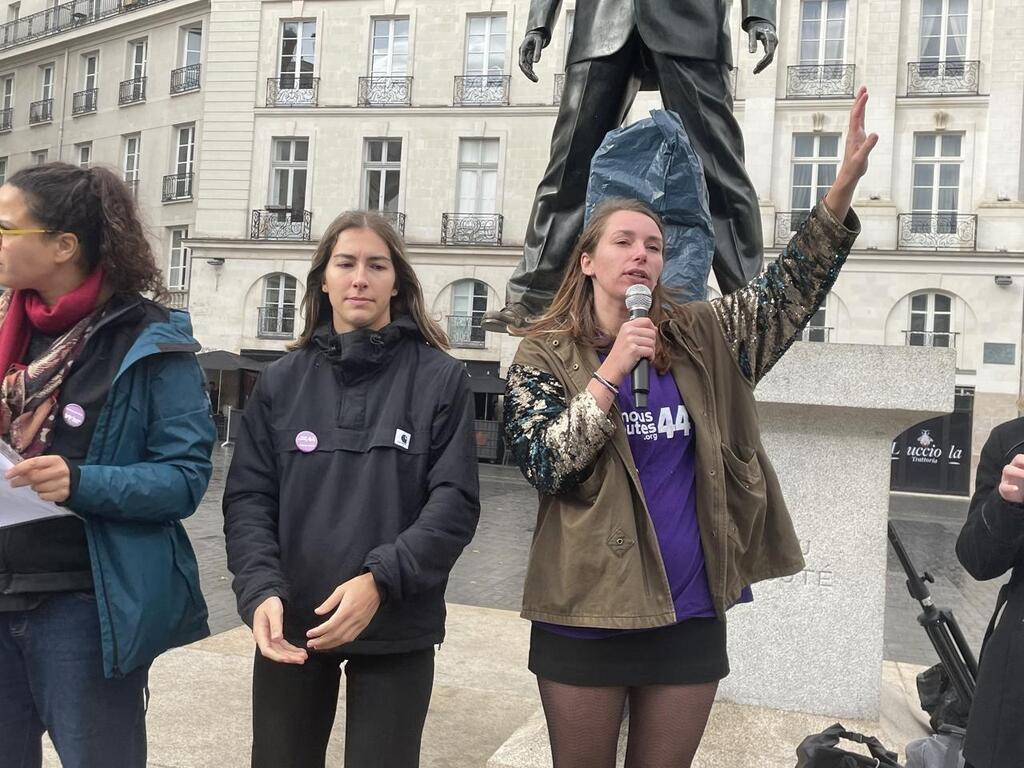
[[503, 89, 877, 767], [224, 211, 480, 768]]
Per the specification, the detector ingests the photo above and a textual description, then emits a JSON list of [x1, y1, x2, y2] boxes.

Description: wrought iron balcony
[[119, 77, 146, 105], [266, 75, 319, 107], [897, 213, 977, 250], [0, 108, 11, 132], [250, 208, 312, 240], [72, 88, 97, 114], [162, 173, 193, 202], [441, 213, 503, 246], [453, 74, 511, 106], [258, 305, 296, 339], [786, 64, 856, 99], [800, 325, 833, 343], [553, 73, 565, 104], [447, 315, 486, 349], [0, 0, 167, 53], [29, 98, 53, 124], [165, 290, 189, 309], [907, 61, 980, 96], [773, 211, 812, 247], [902, 330, 959, 349], [357, 76, 412, 107], [170, 64, 201, 94], [378, 211, 406, 235]]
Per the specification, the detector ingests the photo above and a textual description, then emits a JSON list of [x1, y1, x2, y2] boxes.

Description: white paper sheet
[[0, 441, 74, 529]]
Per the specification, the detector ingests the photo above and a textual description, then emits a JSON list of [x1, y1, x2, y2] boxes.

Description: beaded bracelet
[[591, 371, 619, 396]]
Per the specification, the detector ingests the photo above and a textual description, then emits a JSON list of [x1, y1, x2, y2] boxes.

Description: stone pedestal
[[718, 342, 955, 720]]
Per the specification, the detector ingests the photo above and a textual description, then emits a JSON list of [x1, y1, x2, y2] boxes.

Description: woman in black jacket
[[223, 211, 480, 768], [956, 416, 1024, 768]]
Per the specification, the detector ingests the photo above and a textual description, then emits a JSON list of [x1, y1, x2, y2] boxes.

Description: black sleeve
[[362, 365, 481, 602], [222, 374, 290, 627], [956, 424, 1024, 581]]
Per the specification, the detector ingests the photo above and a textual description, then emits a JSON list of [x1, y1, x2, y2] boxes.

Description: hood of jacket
[[312, 314, 423, 384]]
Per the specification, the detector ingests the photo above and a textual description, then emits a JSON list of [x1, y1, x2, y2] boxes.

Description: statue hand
[[747, 21, 778, 75], [519, 31, 547, 83]]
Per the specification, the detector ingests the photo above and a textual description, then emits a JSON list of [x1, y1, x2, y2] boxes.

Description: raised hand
[[823, 86, 880, 221]]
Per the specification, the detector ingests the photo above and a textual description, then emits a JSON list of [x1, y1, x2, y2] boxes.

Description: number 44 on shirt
[[658, 405, 691, 439]]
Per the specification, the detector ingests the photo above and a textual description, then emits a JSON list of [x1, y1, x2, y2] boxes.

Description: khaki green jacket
[[502, 201, 859, 628]]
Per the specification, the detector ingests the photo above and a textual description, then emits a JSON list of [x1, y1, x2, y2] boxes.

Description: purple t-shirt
[[538, 365, 750, 639]]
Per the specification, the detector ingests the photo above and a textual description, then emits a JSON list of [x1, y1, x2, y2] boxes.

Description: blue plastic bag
[[584, 110, 714, 303]]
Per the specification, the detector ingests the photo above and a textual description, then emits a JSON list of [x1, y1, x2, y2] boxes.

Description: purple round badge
[[295, 431, 318, 453], [62, 403, 85, 428]]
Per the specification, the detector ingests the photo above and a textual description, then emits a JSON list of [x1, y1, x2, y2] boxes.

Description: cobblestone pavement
[[187, 448, 1002, 667]]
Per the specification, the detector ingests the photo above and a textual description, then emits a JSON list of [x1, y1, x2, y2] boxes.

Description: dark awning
[[466, 373, 507, 394], [197, 350, 266, 372]]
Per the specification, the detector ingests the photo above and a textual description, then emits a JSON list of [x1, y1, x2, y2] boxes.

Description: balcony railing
[[250, 208, 312, 240], [902, 330, 959, 349], [907, 60, 980, 96], [378, 211, 406, 235], [786, 64, 856, 99], [441, 213, 503, 246], [773, 211, 811, 247], [162, 173, 193, 202], [357, 76, 412, 107], [897, 213, 978, 250], [165, 290, 189, 309], [0, 0, 167, 53], [258, 305, 296, 339], [448, 315, 486, 349], [800, 325, 833, 343], [29, 98, 53, 124], [72, 88, 97, 114], [266, 75, 318, 107], [170, 63, 201, 94], [553, 73, 565, 104], [119, 77, 146, 105], [454, 74, 510, 106], [0, 108, 11, 132]]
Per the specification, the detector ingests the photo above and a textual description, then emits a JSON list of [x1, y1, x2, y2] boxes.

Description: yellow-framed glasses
[[0, 227, 56, 243]]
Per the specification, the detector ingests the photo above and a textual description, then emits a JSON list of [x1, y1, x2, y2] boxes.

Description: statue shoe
[[481, 303, 534, 334]]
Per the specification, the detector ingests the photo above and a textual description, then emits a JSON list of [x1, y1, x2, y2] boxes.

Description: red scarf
[[0, 267, 105, 376]]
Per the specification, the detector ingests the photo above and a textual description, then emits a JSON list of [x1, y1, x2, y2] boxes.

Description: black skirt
[[529, 617, 729, 687]]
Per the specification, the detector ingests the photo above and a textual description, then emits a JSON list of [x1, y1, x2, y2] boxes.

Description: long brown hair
[[522, 198, 683, 372], [8, 162, 164, 298], [291, 211, 448, 350]]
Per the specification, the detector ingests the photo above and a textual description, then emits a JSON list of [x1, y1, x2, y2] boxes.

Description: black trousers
[[251, 647, 435, 768], [507, 34, 762, 313]]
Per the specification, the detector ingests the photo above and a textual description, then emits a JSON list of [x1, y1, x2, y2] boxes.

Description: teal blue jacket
[[67, 303, 214, 677]]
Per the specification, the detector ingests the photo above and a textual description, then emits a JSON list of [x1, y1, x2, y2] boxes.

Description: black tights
[[537, 677, 718, 768]]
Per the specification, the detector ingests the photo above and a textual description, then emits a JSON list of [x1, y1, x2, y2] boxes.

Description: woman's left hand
[[306, 572, 382, 651], [7, 455, 71, 503], [823, 86, 880, 221]]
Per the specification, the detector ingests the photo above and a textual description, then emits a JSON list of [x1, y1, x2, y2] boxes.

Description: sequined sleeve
[[711, 200, 860, 385], [502, 363, 617, 496]]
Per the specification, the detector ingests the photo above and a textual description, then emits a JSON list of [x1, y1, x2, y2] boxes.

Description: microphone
[[624, 284, 653, 408]]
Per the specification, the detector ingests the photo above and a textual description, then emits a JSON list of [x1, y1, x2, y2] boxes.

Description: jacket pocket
[[720, 444, 768, 556]]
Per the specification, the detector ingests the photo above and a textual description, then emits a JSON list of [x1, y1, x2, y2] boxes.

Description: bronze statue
[[483, 0, 779, 332]]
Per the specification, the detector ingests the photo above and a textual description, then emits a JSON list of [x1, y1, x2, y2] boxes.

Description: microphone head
[[624, 283, 653, 313]]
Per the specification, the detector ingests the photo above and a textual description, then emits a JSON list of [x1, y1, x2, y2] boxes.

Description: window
[[123, 134, 141, 182], [370, 18, 409, 76], [82, 53, 98, 91], [129, 40, 148, 79], [77, 142, 91, 168], [182, 26, 202, 67], [167, 228, 190, 291], [39, 64, 53, 101], [920, 0, 967, 63], [908, 293, 954, 348], [464, 15, 505, 76], [0, 157, 6, 185], [799, 0, 846, 65], [912, 132, 962, 233], [7, 3, 19, 23], [278, 20, 316, 88], [175, 124, 195, 176], [1, 74, 13, 110], [450, 279, 488, 347], [363, 139, 401, 212], [270, 138, 308, 211], [457, 138, 499, 214], [31, 150, 47, 166], [790, 133, 839, 221], [260, 274, 298, 338]]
